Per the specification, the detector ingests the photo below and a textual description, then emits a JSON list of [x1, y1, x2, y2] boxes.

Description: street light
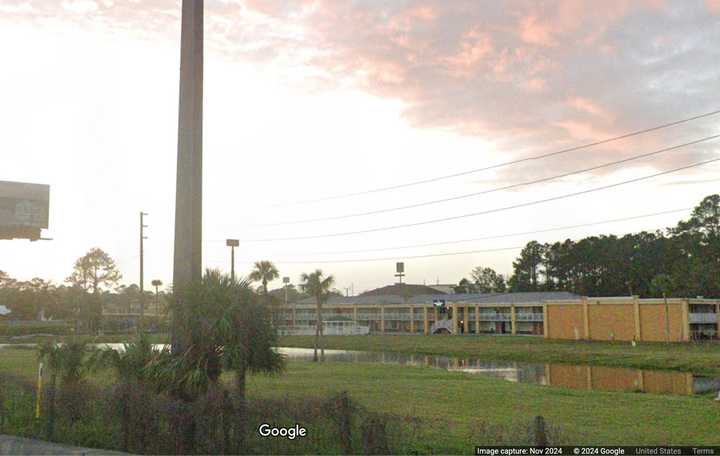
[[226, 239, 239, 281], [283, 276, 292, 327], [151, 279, 163, 318]]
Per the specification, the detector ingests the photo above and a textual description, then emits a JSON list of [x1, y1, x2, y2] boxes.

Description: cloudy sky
[[1, 0, 719, 294]]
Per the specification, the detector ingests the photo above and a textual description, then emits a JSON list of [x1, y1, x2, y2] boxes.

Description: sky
[[1, 0, 719, 294]]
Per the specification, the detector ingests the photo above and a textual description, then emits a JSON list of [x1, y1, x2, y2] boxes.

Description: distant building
[[359, 283, 447, 298], [278, 290, 719, 342], [426, 284, 457, 294]]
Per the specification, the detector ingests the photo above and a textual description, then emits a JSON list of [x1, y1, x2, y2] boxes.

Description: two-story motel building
[[277, 290, 720, 342]]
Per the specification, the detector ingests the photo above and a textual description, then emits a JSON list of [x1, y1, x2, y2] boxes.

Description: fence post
[[533, 415, 547, 446], [362, 415, 389, 455], [336, 392, 353, 454]]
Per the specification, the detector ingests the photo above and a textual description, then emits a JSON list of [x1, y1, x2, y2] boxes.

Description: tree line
[[456, 194, 719, 298]]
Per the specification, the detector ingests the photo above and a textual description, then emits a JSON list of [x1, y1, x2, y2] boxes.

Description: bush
[[0, 376, 446, 455], [0, 321, 74, 337]]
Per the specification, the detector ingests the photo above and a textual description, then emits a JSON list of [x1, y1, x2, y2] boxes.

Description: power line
[[219, 156, 720, 242], [208, 245, 526, 265], [236, 207, 692, 257], [259, 135, 720, 226], [267, 109, 720, 207]]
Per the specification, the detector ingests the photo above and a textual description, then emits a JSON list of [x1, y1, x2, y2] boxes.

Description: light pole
[[283, 276, 292, 327], [226, 239, 239, 281]]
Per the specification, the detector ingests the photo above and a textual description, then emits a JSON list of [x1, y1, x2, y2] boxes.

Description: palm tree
[[249, 260, 279, 297], [250, 261, 280, 324], [300, 269, 335, 362], [150, 269, 284, 452], [38, 340, 93, 438], [89, 334, 157, 452]]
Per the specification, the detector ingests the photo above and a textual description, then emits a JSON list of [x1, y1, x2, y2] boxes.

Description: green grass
[[2, 347, 720, 452], [278, 335, 720, 376]]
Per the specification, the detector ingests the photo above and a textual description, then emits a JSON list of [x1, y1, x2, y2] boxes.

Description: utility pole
[[140, 212, 148, 332], [172, 0, 204, 354], [226, 239, 239, 281]]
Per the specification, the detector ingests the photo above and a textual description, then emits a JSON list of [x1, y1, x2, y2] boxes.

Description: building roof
[[296, 291, 580, 306], [359, 283, 447, 297]]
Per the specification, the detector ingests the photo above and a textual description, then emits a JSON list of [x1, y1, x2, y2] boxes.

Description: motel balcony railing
[[478, 313, 511, 321], [383, 313, 411, 321], [689, 313, 718, 324], [515, 313, 544, 322]]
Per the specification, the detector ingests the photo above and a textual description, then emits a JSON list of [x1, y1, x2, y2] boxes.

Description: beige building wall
[[587, 303, 635, 341], [545, 298, 693, 342], [546, 304, 583, 339], [639, 302, 684, 342]]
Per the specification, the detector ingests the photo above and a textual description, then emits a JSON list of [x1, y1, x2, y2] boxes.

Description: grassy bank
[[5, 333, 719, 375], [0, 333, 170, 345], [2, 347, 720, 452], [278, 335, 720, 376]]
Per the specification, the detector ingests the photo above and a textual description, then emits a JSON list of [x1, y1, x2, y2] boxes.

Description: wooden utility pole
[[172, 0, 204, 353]]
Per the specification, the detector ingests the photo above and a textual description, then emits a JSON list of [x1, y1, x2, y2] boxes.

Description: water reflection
[[1, 344, 716, 396], [275, 347, 715, 397]]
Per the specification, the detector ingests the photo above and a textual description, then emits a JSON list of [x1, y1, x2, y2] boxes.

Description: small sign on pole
[[35, 362, 43, 419], [395, 262, 405, 284]]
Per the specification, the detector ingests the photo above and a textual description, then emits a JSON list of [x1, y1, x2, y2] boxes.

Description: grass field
[[278, 335, 720, 376], [2, 347, 719, 452]]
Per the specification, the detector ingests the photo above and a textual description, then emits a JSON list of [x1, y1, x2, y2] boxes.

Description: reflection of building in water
[[545, 364, 695, 395], [448, 360, 546, 385], [275, 347, 716, 396]]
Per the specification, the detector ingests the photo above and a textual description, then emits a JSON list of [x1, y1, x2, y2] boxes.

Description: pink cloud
[[525, 78, 547, 92], [408, 6, 437, 21], [2, 0, 716, 182], [567, 97, 611, 120], [519, 16, 557, 47]]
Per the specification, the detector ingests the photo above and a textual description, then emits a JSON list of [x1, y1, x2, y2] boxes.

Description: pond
[[2, 343, 718, 397], [275, 347, 720, 397]]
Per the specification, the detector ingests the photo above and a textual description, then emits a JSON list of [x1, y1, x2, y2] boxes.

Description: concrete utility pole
[[140, 212, 148, 331], [172, 0, 204, 353]]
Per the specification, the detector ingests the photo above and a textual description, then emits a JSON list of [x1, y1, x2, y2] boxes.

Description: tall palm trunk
[[313, 299, 320, 362], [318, 295, 324, 362]]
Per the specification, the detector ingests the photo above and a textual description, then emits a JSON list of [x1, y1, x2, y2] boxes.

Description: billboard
[[0, 180, 50, 240]]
